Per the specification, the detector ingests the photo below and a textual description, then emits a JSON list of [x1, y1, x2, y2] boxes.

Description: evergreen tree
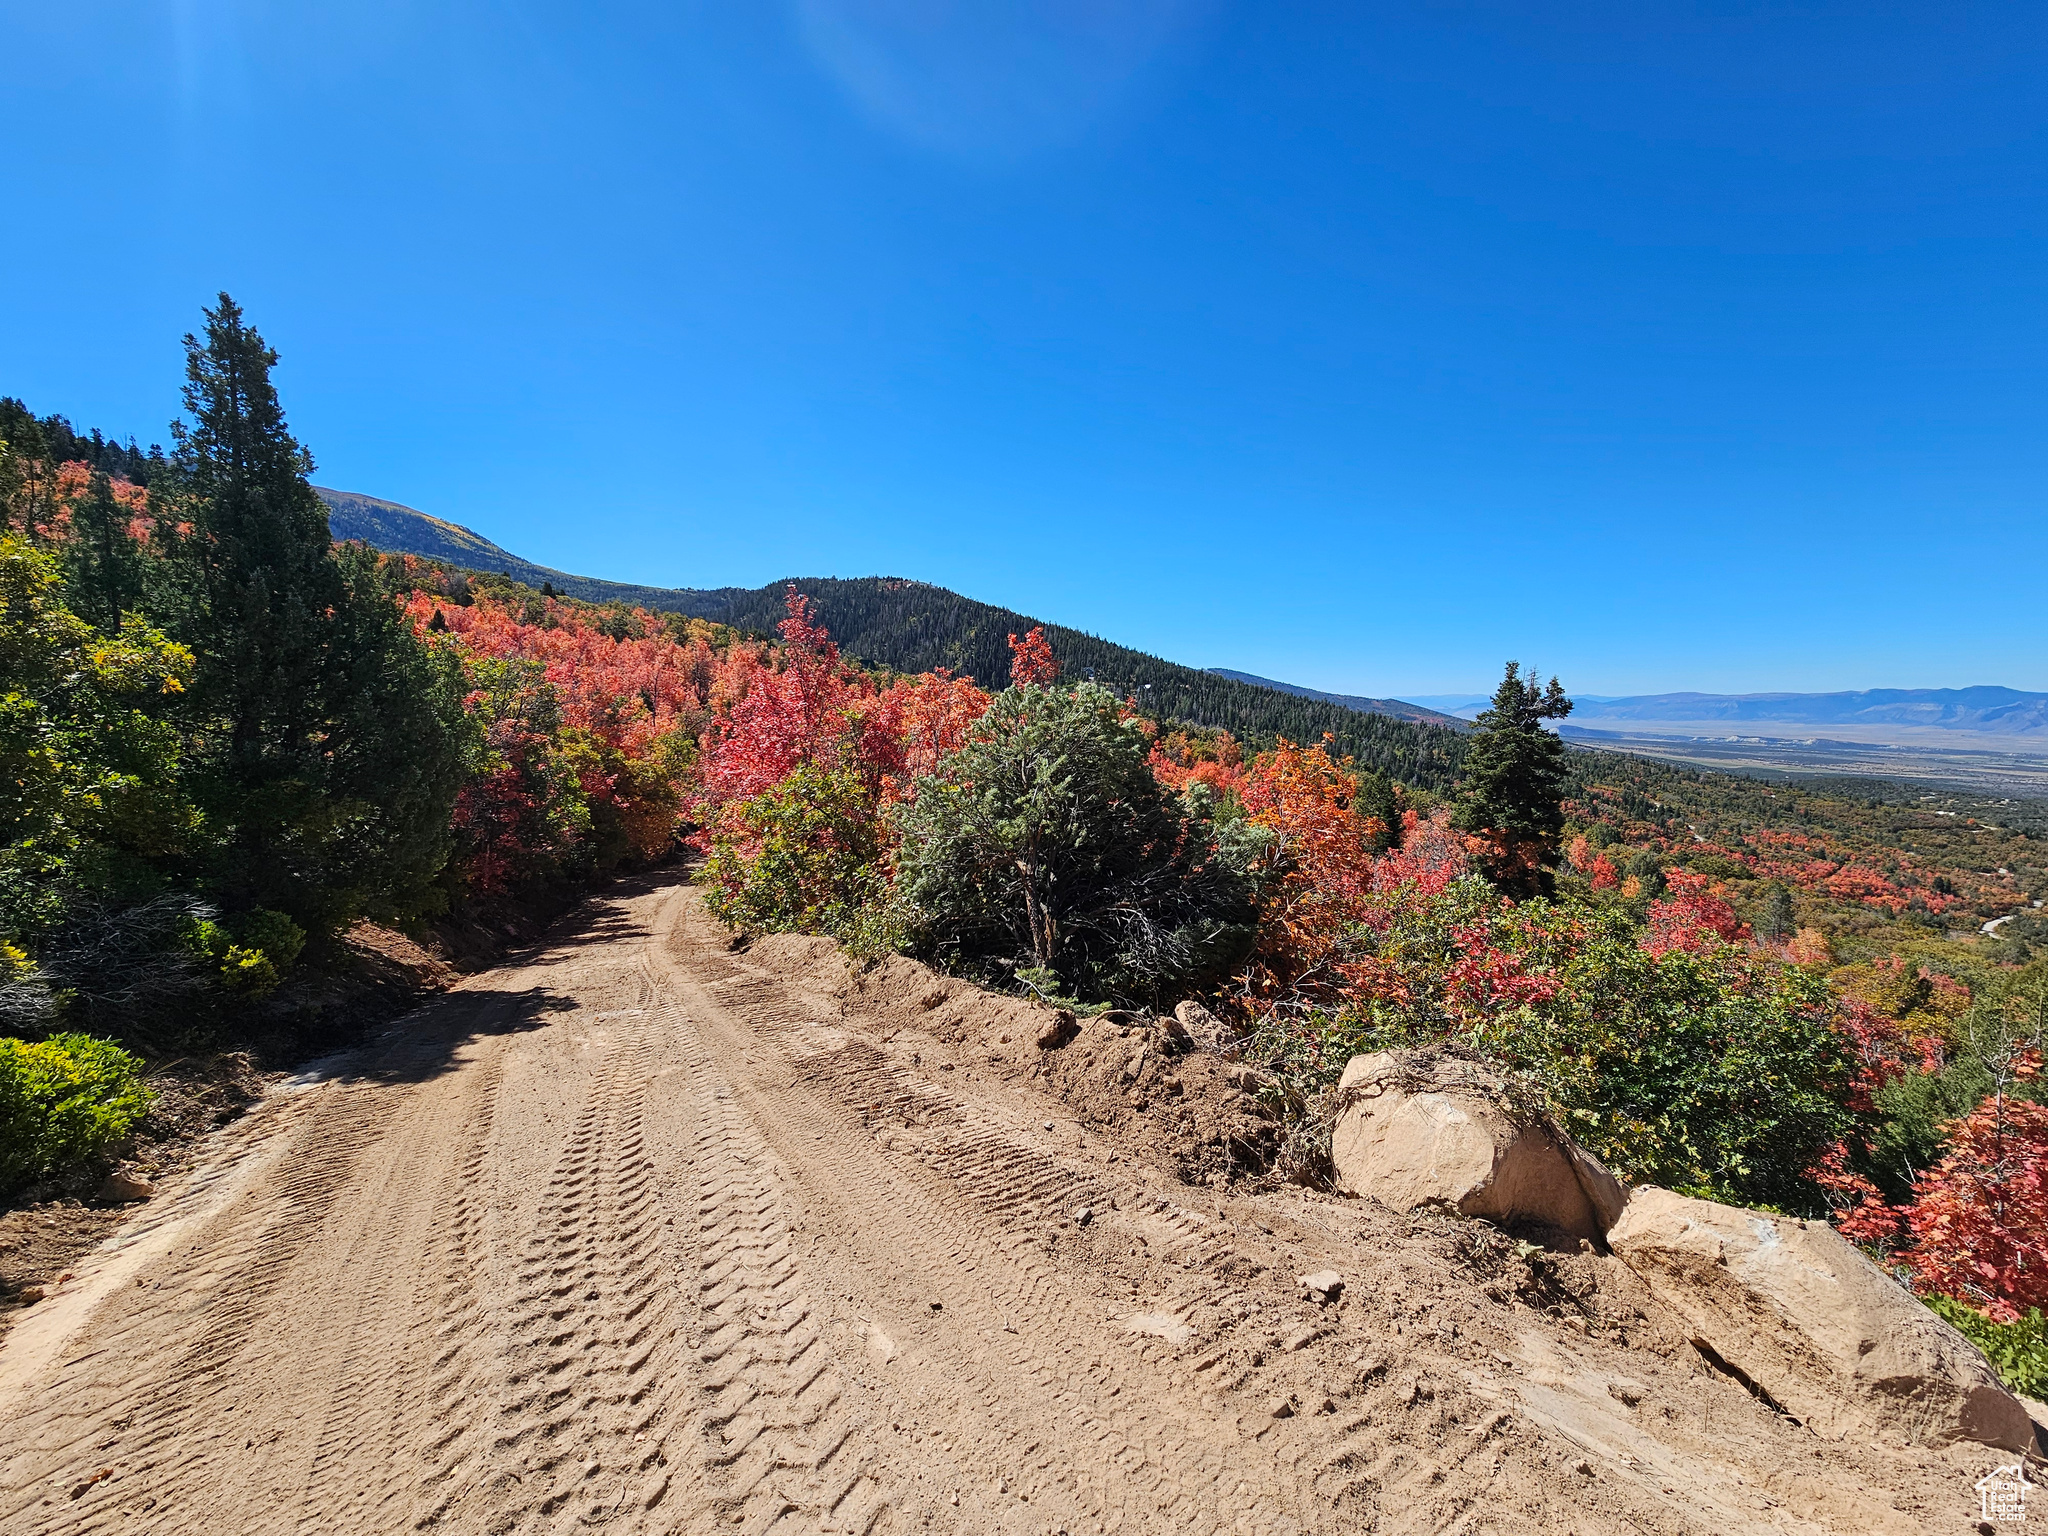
[[1757, 881, 1797, 945], [1357, 769, 1402, 853], [1453, 661, 1573, 897], [62, 470, 146, 632], [0, 404, 56, 535], [161, 294, 471, 928]]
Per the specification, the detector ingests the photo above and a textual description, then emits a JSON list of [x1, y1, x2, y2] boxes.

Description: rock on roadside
[[1608, 1186, 2034, 1452], [1173, 1000, 1236, 1051], [1328, 1049, 1624, 1243], [97, 1169, 156, 1203], [1034, 1010, 1080, 1050]]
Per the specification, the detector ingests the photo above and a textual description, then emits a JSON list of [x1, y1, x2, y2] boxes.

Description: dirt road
[[0, 878, 2005, 1534]]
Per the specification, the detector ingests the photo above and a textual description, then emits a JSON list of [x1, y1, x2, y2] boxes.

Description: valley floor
[[0, 876, 2011, 1533]]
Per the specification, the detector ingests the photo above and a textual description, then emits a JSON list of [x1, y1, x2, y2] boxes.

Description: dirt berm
[[0, 875, 2028, 1533]]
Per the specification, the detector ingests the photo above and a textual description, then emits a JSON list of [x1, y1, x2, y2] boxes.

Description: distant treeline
[[716, 578, 1473, 792], [0, 399, 167, 487]]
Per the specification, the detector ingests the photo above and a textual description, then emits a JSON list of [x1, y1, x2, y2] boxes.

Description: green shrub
[[1248, 887, 1865, 1211], [700, 761, 896, 946], [0, 1031, 152, 1187], [183, 907, 306, 1000], [1514, 930, 1863, 1211], [892, 683, 1259, 1005], [1927, 1296, 2048, 1398]]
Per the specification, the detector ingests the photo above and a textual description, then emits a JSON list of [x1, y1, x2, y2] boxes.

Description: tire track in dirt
[[2, 1076, 411, 1532], [0, 989, 524, 1535], [678, 1039, 891, 1534], [474, 997, 698, 1535], [649, 912, 1318, 1534]]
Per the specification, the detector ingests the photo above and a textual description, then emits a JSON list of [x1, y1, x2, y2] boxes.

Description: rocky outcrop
[[1329, 1050, 1623, 1243], [1607, 1187, 2033, 1451]]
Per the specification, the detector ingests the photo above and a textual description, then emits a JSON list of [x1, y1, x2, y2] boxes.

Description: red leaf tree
[[1642, 867, 1751, 956], [1007, 626, 1059, 687], [1903, 1054, 2048, 1321]]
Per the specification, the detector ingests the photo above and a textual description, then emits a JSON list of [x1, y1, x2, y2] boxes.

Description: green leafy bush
[[0, 1032, 152, 1187], [700, 760, 900, 953], [893, 683, 1259, 1005], [1250, 884, 1865, 1211], [1515, 928, 1864, 1210], [1927, 1296, 2048, 1398], [183, 907, 306, 1000]]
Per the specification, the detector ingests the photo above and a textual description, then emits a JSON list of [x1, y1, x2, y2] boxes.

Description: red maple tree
[[1903, 1054, 2048, 1320], [1007, 626, 1059, 687]]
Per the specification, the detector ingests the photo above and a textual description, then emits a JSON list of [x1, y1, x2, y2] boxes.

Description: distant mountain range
[[1203, 670, 1463, 728], [1568, 688, 2048, 737], [1385, 687, 2048, 741], [315, 488, 1472, 788]]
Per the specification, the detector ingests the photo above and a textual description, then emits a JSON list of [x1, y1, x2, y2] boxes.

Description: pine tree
[[162, 294, 471, 927], [1758, 882, 1797, 945], [62, 470, 146, 632], [1357, 768, 1402, 853], [1453, 661, 1573, 896]]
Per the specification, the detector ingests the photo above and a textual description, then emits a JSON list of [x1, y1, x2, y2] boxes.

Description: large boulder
[[1329, 1049, 1624, 1243], [1608, 1186, 2033, 1451]]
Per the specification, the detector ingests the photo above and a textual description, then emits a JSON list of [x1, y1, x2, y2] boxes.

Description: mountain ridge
[[316, 488, 1472, 789], [315, 487, 746, 616], [1203, 668, 1464, 728], [1571, 686, 2048, 737]]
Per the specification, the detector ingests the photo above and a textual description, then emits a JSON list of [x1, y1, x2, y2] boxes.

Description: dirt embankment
[[0, 920, 461, 1329], [0, 875, 2025, 1535]]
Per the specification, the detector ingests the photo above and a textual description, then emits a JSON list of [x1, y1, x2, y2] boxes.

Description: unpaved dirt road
[[0, 878, 2006, 1534]]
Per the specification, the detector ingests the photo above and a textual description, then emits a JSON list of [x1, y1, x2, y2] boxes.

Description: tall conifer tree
[[164, 294, 471, 927], [1453, 662, 1573, 896]]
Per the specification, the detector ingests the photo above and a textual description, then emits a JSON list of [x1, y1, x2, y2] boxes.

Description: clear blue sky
[[4, 3, 2043, 696]]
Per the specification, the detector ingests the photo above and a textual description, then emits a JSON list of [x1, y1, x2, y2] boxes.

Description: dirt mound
[[748, 935, 1282, 1181]]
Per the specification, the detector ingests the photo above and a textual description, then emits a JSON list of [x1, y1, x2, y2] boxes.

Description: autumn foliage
[[398, 582, 716, 892], [1642, 868, 1752, 957], [1007, 626, 1059, 687], [1902, 1070, 2048, 1320]]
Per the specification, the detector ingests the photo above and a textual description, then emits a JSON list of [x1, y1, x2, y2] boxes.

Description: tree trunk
[[1016, 856, 1053, 969]]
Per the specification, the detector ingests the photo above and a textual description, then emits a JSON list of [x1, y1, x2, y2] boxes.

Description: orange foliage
[[403, 589, 716, 765], [1007, 626, 1059, 686], [868, 670, 993, 788], [1237, 741, 1372, 1000], [1148, 729, 1248, 799]]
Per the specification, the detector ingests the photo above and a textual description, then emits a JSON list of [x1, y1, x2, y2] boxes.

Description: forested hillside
[[717, 578, 1473, 791], [312, 492, 1474, 790], [0, 401, 164, 488]]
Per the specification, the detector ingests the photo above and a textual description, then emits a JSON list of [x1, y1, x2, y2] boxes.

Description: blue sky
[[4, 2, 2043, 696]]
